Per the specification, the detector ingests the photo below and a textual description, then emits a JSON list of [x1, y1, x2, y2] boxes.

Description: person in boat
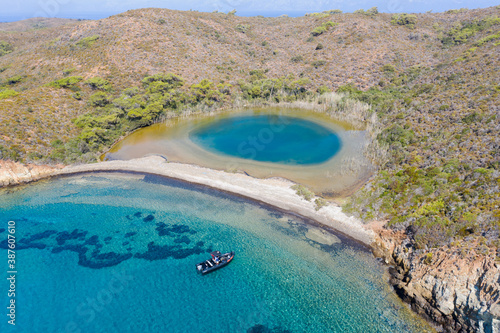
[[211, 251, 221, 264]]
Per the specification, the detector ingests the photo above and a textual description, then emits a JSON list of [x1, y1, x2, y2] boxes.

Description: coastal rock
[[382, 234, 500, 333], [0, 160, 63, 187]]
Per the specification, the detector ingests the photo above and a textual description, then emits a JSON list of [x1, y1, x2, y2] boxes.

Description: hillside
[[0, 17, 82, 32], [2, 8, 496, 160], [0, 7, 499, 331]]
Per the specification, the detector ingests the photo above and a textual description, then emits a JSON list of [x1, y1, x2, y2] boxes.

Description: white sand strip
[[59, 156, 375, 245]]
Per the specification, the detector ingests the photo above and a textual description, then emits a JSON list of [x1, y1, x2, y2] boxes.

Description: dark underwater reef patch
[[27, 230, 58, 242], [143, 214, 155, 222], [270, 218, 308, 238], [247, 324, 292, 333], [56, 229, 88, 245], [135, 241, 206, 261], [0, 218, 208, 269], [174, 235, 191, 244], [156, 222, 196, 237], [269, 218, 340, 252], [85, 235, 99, 245]]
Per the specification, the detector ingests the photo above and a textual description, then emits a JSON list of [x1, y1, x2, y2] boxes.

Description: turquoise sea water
[[189, 115, 342, 165], [0, 173, 431, 332]]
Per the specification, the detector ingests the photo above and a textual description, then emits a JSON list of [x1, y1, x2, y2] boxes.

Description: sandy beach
[[55, 155, 375, 245]]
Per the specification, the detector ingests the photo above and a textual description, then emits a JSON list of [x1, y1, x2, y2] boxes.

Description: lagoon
[[104, 108, 372, 197], [190, 115, 342, 165]]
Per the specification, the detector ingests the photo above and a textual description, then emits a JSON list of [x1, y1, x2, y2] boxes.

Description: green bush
[[291, 184, 314, 201], [190, 79, 222, 104], [62, 68, 76, 76], [85, 77, 112, 91], [305, 13, 329, 18], [382, 64, 396, 73], [366, 7, 379, 16], [141, 73, 184, 90], [311, 21, 338, 36], [445, 8, 468, 14], [439, 17, 500, 45], [5, 75, 23, 85], [354, 7, 378, 17], [72, 92, 82, 100], [0, 145, 21, 160], [48, 76, 83, 89], [322, 9, 342, 14], [76, 35, 99, 48], [239, 76, 311, 101], [474, 32, 500, 47], [391, 14, 417, 29], [235, 24, 249, 33], [317, 85, 331, 94], [77, 127, 106, 145], [424, 253, 433, 264], [378, 124, 415, 146], [290, 55, 304, 63], [462, 111, 481, 124], [314, 198, 328, 211], [89, 92, 110, 107], [311, 60, 326, 68], [122, 87, 140, 97], [0, 41, 13, 56], [311, 26, 327, 37], [0, 89, 19, 100]]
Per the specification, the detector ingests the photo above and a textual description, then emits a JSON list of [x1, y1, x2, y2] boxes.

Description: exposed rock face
[[374, 228, 500, 333], [0, 160, 63, 187]]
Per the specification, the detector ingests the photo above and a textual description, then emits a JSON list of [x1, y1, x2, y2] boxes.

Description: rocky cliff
[[0, 160, 63, 187], [373, 227, 500, 332]]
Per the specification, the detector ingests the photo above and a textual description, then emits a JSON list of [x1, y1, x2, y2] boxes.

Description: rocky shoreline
[[374, 229, 500, 333], [0, 160, 63, 187], [1, 157, 499, 332]]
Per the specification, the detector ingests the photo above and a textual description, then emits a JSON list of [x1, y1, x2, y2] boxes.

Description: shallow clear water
[[190, 115, 342, 165], [0, 173, 432, 332]]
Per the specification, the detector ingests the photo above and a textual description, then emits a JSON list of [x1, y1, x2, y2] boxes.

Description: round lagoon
[[104, 108, 373, 196], [189, 115, 342, 165], [0, 173, 432, 332]]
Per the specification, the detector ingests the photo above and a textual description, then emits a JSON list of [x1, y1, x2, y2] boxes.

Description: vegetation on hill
[[0, 41, 13, 56], [311, 21, 338, 36], [342, 37, 499, 253], [391, 14, 418, 29], [0, 17, 82, 32], [0, 7, 498, 258]]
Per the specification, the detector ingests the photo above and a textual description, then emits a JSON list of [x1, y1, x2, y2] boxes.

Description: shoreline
[[0, 156, 375, 246], [59, 156, 376, 246]]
